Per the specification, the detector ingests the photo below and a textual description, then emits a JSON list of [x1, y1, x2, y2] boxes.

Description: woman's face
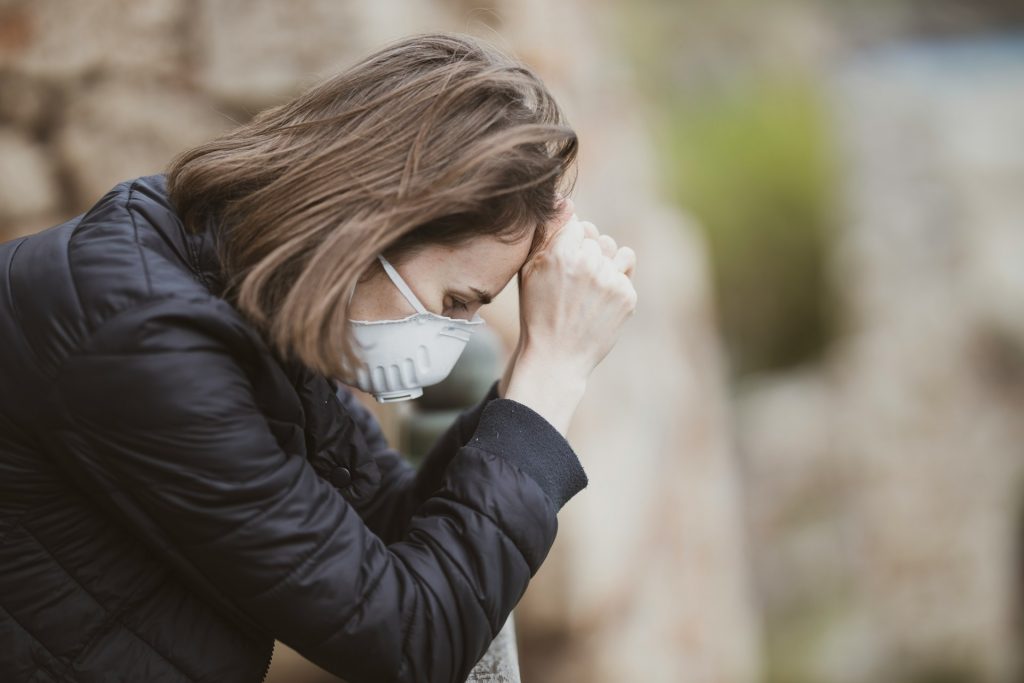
[[349, 230, 536, 322]]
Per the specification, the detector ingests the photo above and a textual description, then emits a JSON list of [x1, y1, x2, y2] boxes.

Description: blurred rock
[[0, 70, 61, 136], [55, 79, 231, 209], [0, 0, 186, 80], [194, 0, 461, 109], [0, 127, 59, 227]]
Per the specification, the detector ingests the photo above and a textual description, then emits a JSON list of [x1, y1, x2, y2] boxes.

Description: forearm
[[406, 378, 501, 503], [497, 329, 524, 399], [503, 348, 587, 437], [345, 379, 502, 543]]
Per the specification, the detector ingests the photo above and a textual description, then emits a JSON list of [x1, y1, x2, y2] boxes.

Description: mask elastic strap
[[377, 254, 428, 315]]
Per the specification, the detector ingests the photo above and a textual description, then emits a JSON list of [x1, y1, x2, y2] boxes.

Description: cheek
[[429, 287, 455, 317]]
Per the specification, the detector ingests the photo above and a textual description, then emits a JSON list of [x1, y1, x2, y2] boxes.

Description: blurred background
[[2, 0, 1024, 681]]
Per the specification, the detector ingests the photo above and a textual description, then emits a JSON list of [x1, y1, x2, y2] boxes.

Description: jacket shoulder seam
[[3, 235, 50, 377], [126, 178, 155, 299], [65, 178, 138, 322]]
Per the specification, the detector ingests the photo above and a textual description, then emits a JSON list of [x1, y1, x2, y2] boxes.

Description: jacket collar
[[190, 211, 229, 299], [138, 172, 230, 299], [137, 177, 383, 503]]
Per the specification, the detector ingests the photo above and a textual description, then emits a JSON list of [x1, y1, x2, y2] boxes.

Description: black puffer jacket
[[0, 174, 588, 683]]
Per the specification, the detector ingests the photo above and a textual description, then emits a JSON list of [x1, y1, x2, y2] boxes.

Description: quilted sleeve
[[334, 379, 505, 544], [49, 296, 588, 683]]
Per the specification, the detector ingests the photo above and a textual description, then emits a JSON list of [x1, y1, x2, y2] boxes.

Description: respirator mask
[[338, 253, 486, 403]]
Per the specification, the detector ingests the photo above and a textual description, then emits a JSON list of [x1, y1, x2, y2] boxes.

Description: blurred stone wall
[[0, 0, 478, 239], [737, 36, 1024, 683], [0, 1, 761, 682]]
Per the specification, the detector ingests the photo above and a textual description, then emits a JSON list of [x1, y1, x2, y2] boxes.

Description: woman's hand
[[517, 198, 637, 379], [497, 197, 571, 398], [502, 197, 637, 433]]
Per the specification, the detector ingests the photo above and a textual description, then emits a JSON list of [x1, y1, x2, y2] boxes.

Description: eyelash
[[451, 298, 468, 311]]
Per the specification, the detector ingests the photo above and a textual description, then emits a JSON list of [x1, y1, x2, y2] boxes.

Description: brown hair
[[166, 31, 578, 379]]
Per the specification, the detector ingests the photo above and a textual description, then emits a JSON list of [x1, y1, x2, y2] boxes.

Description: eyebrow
[[460, 286, 493, 305]]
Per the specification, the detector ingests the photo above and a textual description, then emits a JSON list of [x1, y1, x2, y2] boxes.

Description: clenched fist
[[499, 194, 638, 433], [517, 197, 637, 381]]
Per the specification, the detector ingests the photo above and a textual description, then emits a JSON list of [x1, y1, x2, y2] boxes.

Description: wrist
[[516, 345, 590, 392], [504, 349, 587, 436], [498, 348, 518, 399], [498, 368, 511, 399]]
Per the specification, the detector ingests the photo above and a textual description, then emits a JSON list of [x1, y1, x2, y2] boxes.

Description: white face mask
[[339, 253, 486, 403]]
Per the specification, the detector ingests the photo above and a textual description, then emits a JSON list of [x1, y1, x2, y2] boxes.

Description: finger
[[579, 235, 603, 266], [611, 246, 636, 277], [553, 215, 585, 254], [622, 278, 638, 316], [579, 219, 599, 240], [596, 233, 617, 259]]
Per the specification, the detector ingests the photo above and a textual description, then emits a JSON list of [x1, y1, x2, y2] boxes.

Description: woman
[[0, 32, 637, 683]]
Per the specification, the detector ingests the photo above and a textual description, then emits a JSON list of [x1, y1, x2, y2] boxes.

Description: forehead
[[420, 230, 536, 287]]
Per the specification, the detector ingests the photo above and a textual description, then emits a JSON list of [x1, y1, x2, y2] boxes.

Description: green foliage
[[655, 76, 839, 376], [762, 595, 851, 683]]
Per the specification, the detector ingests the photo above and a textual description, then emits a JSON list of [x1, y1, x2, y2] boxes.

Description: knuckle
[[580, 242, 602, 264], [617, 277, 637, 304]]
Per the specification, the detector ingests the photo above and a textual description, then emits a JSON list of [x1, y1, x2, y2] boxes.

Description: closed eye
[[444, 294, 479, 321], [444, 294, 470, 314]]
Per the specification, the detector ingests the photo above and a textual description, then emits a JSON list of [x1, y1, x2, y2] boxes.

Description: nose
[[446, 306, 479, 322]]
